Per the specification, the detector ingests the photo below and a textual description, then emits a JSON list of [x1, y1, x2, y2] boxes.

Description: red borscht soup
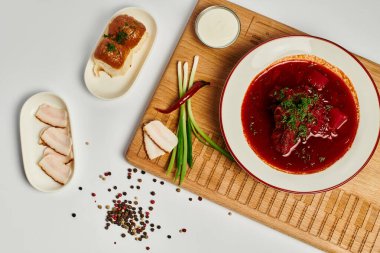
[[241, 56, 359, 174]]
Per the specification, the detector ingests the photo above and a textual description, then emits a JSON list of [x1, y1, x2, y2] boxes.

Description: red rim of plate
[[219, 35, 380, 194]]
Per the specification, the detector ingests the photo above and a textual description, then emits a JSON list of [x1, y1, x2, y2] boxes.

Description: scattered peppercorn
[[85, 141, 89, 145], [106, 198, 152, 241], [90, 170, 182, 246], [198, 196, 203, 201], [78, 187, 83, 191], [71, 213, 76, 218], [189, 198, 192, 201], [228, 212, 232, 216]]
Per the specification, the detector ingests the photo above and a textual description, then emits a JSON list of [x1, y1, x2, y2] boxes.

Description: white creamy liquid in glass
[[197, 7, 240, 48]]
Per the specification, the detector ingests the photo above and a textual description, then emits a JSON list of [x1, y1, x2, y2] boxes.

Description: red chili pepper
[[156, 80, 210, 114]]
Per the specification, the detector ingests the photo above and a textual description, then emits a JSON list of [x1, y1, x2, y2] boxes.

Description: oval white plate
[[84, 7, 157, 100], [20, 92, 75, 192], [220, 35, 380, 193]]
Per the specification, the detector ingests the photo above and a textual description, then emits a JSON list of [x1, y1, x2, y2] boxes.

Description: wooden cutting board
[[126, 0, 380, 252]]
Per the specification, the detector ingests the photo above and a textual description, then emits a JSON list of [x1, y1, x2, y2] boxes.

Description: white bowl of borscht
[[220, 35, 380, 193]]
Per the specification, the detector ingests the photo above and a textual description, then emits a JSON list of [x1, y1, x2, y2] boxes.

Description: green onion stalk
[[186, 56, 234, 161], [167, 56, 234, 185]]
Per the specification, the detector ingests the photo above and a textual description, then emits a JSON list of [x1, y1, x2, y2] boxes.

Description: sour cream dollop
[[195, 6, 240, 48]]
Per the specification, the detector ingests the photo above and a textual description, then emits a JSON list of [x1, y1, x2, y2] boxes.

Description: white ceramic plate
[[84, 7, 157, 100], [220, 35, 380, 193], [20, 92, 75, 192]]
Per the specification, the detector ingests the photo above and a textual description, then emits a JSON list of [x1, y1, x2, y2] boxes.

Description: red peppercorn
[[91, 193, 96, 197], [150, 200, 155, 205]]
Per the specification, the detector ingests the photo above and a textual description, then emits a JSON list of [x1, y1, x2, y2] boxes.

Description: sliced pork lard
[[43, 147, 73, 164], [143, 120, 178, 153], [40, 127, 72, 156], [143, 133, 165, 160], [39, 154, 71, 185], [35, 104, 68, 128]]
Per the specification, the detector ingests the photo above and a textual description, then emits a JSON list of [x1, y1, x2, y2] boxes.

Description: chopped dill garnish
[[106, 42, 116, 52], [298, 124, 308, 138], [278, 88, 319, 137], [115, 30, 128, 44]]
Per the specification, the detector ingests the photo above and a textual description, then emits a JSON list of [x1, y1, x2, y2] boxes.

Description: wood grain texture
[[126, 0, 380, 252]]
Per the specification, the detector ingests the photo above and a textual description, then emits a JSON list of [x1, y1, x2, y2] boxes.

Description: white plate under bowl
[[84, 7, 157, 100], [20, 92, 75, 192], [220, 35, 380, 193]]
